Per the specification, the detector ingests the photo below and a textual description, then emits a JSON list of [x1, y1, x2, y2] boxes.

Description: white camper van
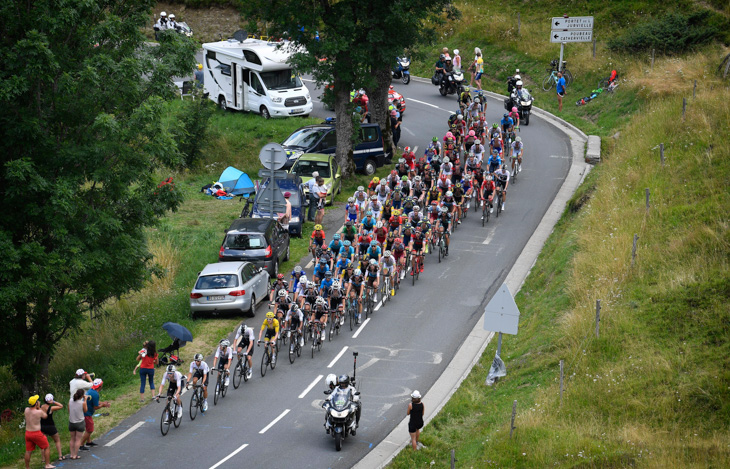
[[202, 38, 313, 118]]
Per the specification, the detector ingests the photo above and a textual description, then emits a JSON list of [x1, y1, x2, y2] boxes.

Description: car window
[[250, 73, 265, 94], [195, 274, 239, 290], [244, 264, 257, 279], [331, 157, 338, 175], [282, 128, 326, 149], [240, 265, 250, 282], [225, 233, 266, 250], [321, 131, 337, 149], [362, 127, 378, 143], [292, 160, 331, 178]]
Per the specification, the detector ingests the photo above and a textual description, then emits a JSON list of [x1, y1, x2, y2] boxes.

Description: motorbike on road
[[322, 387, 360, 451], [505, 87, 534, 125], [438, 70, 464, 97], [392, 57, 411, 85]]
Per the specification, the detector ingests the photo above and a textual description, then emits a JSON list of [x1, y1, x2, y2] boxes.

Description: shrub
[[607, 11, 722, 54], [172, 96, 215, 169]]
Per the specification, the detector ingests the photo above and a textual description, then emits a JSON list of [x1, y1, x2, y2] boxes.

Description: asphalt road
[[75, 76, 570, 468]]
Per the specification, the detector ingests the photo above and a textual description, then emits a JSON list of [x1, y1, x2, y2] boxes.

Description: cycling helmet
[[294, 265, 303, 274], [463, 85, 470, 92], [376, 221, 383, 229], [347, 196, 355, 203], [383, 250, 391, 257], [440, 174, 447, 180], [395, 237, 403, 244], [368, 258, 377, 266], [480, 115, 486, 121], [316, 296, 326, 306], [370, 240, 378, 246], [276, 289, 288, 299], [440, 206, 449, 213], [475, 139, 481, 144], [516, 80, 523, 87], [169, 14, 175, 20], [439, 53, 445, 61], [503, 113, 509, 118], [477, 90, 485, 96], [515, 136, 522, 143], [492, 123, 498, 128], [332, 280, 341, 289], [401, 175, 408, 182], [326, 373, 338, 389], [307, 281, 315, 288], [469, 130, 475, 137], [220, 339, 230, 347], [357, 186, 364, 192], [343, 240, 351, 246], [166, 365, 176, 373], [370, 194, 377, 201], [355, 106, 362, 113], [194, 353, 204, 361], [277, 273, 284, 280], [455, 182, 462, 188], [345, 220, 353, 227], [446, 131, 453, 138], [404, 146, 411, 152], [398, 158, 406, 164], [474, 97, 481, 104], [512, 106, 518, 113], [457, 114, 463, 120], [366, 210, 373, 217], [486, 175, 493, 181], [354, 269, 362, 276], [333, 233, 341, 240], [381, 178, 387, 184], [160, 11, 167, 17], [413, 205, 420, 212], [432, 136, 438, 142], [265, 312, 275, 319], [392, 209, 401, 216], [514, 74, 521, 81], [314, 224, 323, 230], [338, 374, 350, 387], [446, 190, 453, 197], [444, 156, 450, 163], [325, 270, 333, 278], [501, 164, 507, 171]]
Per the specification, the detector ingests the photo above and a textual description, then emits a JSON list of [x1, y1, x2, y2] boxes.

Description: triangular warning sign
[[483, 283, 520, 334]]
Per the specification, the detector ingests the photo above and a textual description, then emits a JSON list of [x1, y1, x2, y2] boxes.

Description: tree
[[239, 0, 454, 176], [0, 0, 197, 395]]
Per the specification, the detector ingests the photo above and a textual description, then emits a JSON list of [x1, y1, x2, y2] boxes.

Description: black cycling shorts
[[192, 369, 209, 387]]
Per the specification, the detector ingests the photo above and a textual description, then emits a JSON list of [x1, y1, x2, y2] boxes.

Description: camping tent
[[218, 166, 255, 196]]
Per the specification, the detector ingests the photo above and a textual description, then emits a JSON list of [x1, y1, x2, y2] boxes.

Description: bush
[[607, 11, 722, 54], [172, 95, 215, 169]]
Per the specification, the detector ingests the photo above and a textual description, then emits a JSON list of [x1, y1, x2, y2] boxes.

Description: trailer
[[202, 38, 313, 118]]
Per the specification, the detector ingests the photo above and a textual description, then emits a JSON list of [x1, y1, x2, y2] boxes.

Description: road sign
[[551, 16, 593, 30], [550, 30, 593, 43], [483, 283, 520, 335], [259, 143, 287, 170]]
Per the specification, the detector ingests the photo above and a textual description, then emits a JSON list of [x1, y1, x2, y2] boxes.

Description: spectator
[[40, 394, 64, 462], [474, 51, 484, 91], [306, 171, 320, 222], [67, 389, 87, 460], [312, 177, 328, 226], [390, 110, 401, 147], [407, 390, 425, 450], [469, 47, 482, 87], [24, 395, 54, 469], [194, 64, 204, 89], [69, 369, 93, 396], [133, 340, 158, 402], [556, 72, 566, 112], [279, 191, 292, 229], [453, 49, 462, 72], [79, 379, 110, 452]]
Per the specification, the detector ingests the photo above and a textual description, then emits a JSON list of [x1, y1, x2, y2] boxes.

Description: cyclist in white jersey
[[186, 354, 210, 411], [234, 324, 255, 380]]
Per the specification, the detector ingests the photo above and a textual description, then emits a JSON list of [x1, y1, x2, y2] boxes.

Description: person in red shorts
[[24, 394, 55, 469], [79, 379, 110, 451]]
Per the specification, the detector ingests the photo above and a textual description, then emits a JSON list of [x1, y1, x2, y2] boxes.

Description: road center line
[[374, 301, 382, 312], [208, 443, 249, 469], [408, 98, 439, 109], [327, 346, 349, 368], [259, 409, 290, 434], [482, 229, 496, 245], [352, 318, 371, 339], [104, 421, 144, 447], [299, 374, 323, 398]]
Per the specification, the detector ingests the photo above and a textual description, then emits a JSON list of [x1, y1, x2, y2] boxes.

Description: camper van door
[[235, 64, 247, 110], [248, 71, 266, 116]]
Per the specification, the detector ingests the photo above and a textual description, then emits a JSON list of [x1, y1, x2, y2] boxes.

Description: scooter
[[392, 57, 411, 85], [438, 70, 464, 97]]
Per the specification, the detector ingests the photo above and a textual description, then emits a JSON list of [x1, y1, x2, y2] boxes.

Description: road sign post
[[483, 283, 521, 385], [257, 143, 289, 220], [550, 15, 594, 77]]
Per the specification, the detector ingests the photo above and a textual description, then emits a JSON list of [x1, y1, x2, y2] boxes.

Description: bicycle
[[346, 294, 359, 331], [187, 383, 205, 420], [437, 231, 447, 263], [494, 188, 504, 218], [328, 307, 342, 341], [212, 368, 228, 405], [481, 196, 491, 226], [239, 195, 253, 218], [411, 250, 423, 286], [287, 327, 303, 363], [542, 59, 573, 91], [511, 154, 521, 182], [363, 285, 376, 319], [309, 321, 324, 358], [156, 394, 182, 436], [232, 351, 251, 389], [258, 340, 278, 376]]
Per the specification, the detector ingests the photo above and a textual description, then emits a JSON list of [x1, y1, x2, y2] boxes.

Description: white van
[[202, 38, 313, 118]]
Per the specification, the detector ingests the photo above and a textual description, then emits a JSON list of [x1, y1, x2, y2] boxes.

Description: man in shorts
[[556, 72, 566, 112], [24, 395, 54, 469], [80, 379, 109, 451]]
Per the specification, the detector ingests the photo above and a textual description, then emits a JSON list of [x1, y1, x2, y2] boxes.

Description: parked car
[[219, 218, 290, 277], [280, 121, 391, 175], [251, 174, 305, 237], [290, 153, 341, 205], [189, 261, 269, 318]]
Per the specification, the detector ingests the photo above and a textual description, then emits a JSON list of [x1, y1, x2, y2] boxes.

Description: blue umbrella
[[162, 322, 193, 343]]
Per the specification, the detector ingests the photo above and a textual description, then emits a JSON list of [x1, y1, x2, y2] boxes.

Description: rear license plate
[[208, 295, 225, 301], [290, 108, 304, 114]]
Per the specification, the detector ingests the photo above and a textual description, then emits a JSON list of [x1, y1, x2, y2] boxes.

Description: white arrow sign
[[550, 30, 593, 43], [552, 16, 594, 30]]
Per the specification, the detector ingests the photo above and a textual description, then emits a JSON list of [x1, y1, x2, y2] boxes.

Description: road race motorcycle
[[173, 22, 194, 38], [322, 387, 360, 451], [505, 87, 534, 125], [392, 57, 411, 85], [438, 70, 464, 97]]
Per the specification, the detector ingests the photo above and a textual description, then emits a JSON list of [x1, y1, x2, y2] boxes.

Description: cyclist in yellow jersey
[[257, 312, 280, 364]]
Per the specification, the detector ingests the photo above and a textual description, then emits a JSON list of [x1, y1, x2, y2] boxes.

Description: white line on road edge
[[408, 98, 439, 109], [305, 259, 314, 269], [351, 318, 370, 339], [299, 374, 324, 398], [104, 421, 144, 447], [327, 346, 349, 368], [482, 229, 496, 245], [259, 409, 290, 434], [374, 301, 382, 312], [209, 443, 249, 469]]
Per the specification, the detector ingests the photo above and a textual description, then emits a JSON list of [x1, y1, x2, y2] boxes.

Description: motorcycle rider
[[167, 13, 177, 31], [337, 374, 361, 432], [507, 71, 521, 95], [154, 12, 168, 40]]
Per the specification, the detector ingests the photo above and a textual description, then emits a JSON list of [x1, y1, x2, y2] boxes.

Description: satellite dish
[[232, 30, 248, 42]]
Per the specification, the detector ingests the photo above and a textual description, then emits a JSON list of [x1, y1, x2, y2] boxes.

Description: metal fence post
[[592, 37, 596, 58], [682, 98, 686, 120], [645, 188, 650, 212], [631, 234, 639, 267], [451, 449, 456, 469], [510, 400, 517, 438], [559, 360, 564, 405], [660, 143, 665, 167], [517, 13, 521, 35], [595, 299, 601, 338], [693, 80, 697, 99]]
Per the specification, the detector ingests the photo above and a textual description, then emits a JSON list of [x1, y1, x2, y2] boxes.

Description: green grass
[[389, 72, 730, 469]]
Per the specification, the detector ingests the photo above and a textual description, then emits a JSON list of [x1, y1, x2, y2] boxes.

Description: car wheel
[[260, 106, 271, 119], [246, 294, 256, 317], [218, 96, 227, 111], [284, 245, 290, 262], [363, 159, 376, 176]]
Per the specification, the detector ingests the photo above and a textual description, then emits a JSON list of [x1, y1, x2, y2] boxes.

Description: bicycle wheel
[[213, 376, 220, 405], [348, 306, 354, 331], [311, 331, 316, 358], [173, 403, 182, 428], [542, 75, 554, 91], [328, 320, 334, 341], [563, 69, 573, 86], [221, 377, 228, 398], [260, 348, 269, 377], [412, 259, 417, 286], [416, 258, 420, 280], [289, 340, 296, 363], [160, 405, 171, 436], [598, 78, 609, 89], [189, 390, 199, 420], [317, 329, 322, 351], [296, 336, 302, 356], [496, 193, 502, 218], [243, 361, 250, 382], [270, 344, 277, 370], [438, 239, 443, 263], [232, 361, 242, 389]]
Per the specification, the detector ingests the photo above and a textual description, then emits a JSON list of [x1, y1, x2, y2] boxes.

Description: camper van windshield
[[260, 70, 303, 90]]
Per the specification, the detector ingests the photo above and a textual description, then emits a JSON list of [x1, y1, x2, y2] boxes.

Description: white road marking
[[374, 301, 382, 312], [104, 421, 144, 447], [327, 346, 349, 368], [482, 229, 496, 245], [412, 146, 419, 155], [403, 126, 415, 136], [259, 409, 290, 434], [305, 259, 314, 269], [352, 318, 371, 338], [299, 374, 324, 398], [209, 443, 249, 469], [409, 98, 439, 109], [549, 154, 571, 159]]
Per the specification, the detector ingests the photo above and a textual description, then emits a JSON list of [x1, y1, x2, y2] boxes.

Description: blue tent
[[218, 166, 255, 196]]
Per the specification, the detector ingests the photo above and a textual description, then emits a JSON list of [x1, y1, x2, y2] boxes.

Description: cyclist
[[437, 206, 452, 256], [339, 239, 355, 263], [375, 180, 391, 205], [299, 280, 319, 309], [388, 208, 403, 235], [366, 239, 382, 263], [310, 224, 326, 259], [427, 184, 441, 206], [234, 324, 254, 380], [500, 113, 514, 143], [212, 339, 232, 387], [508, 106, 520, 129], [269, 273, 289, 303], [272, 288, 292, 323], [493, 165, 510, 212], [186, 354, 210, 411], [328, 234, 344, 262], [411, 176, 426, 203], [487, 146, 502, 175], [451, 158, 464, 185], [364, 258, 380, 300], [441, 190, 457, 221], [427, 136, 442, 158], [319, 270, 334, 298], [329, 280, 346, 326], [480, 174, 496, 217], [409, 224, 426, 274], [342, 220, 357, 244], [360, 210, 376, 234], [399, 175, 412, 197], [392, 237, 407, 276], [511, 136, 524, 174], [313, 257, 329, 284], [458, 86, 472, 114], [368, 194, 383, 218], [440, 156, 453, 180], [157, 365, 185, 421], [464, 129, 477, 155], [310, 297, 329, 342], [290, 265, 307, 303], [356, 229, 372, 256], [436, 173, 452, 195], [346, 269, 365, 323], [396, 158, 410, 178], [401, 223, 414, 249], [257, 312, 279, 364], [353, 186, 368, 221], [373, 221, 388, 247], [466, 153, 481, 175], [285, 304, 305, 347], [453, 183, 465, 223], [345, 197, 359, 224], [401, 195, 415, 216], [334, 255, 351, 278], [380, 250, 397, 294]]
